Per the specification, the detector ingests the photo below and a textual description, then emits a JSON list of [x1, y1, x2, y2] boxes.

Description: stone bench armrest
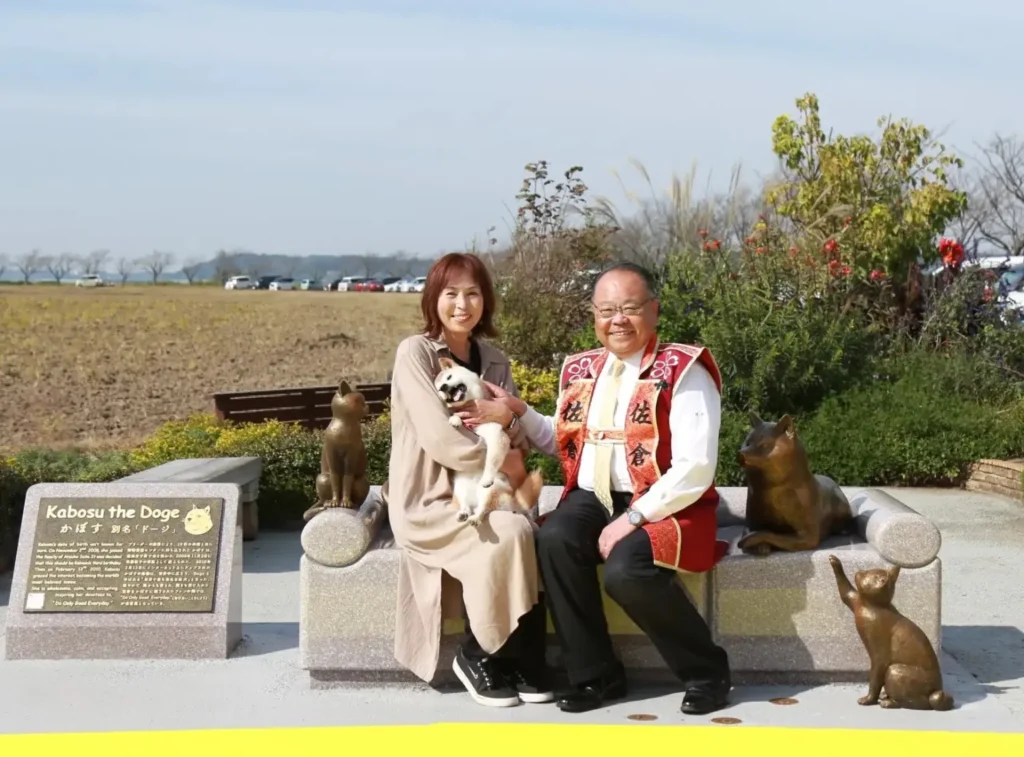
[[715, 486, 940, 568], [848, 488, 941, 568], [301, 495, 387, 568]]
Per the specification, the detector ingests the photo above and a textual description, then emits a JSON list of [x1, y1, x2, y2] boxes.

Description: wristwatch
[[626, 507, 647, 527], [503, 410, 520, 432]]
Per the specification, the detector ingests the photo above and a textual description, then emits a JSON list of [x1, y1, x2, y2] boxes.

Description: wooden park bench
[[211, 382, 392, 430]]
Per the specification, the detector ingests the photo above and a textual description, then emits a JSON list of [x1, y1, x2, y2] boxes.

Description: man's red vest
[[543, 338, 728, 573]]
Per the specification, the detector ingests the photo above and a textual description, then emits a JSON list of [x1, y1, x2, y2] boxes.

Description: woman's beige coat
[[387, 333, 540, 682]]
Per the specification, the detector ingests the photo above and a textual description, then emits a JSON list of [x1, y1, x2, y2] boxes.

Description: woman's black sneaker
[[501, 662, 555, 703], [452, 648, 520, 707]]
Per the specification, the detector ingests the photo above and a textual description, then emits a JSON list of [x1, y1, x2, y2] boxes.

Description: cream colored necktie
[[593, 356, 624, 516]]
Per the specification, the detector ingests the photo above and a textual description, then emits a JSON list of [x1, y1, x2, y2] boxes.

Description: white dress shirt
[[519, 348, 721, 523]]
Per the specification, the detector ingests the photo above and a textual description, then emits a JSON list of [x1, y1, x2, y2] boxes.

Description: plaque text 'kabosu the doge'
[[23, 497, 225, 613]]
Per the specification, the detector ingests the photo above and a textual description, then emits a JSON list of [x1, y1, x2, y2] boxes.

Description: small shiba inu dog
[[434, 358, 543, 526]]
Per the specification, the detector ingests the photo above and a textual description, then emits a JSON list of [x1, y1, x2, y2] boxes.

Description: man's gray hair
[[591, 262, 659, 299]]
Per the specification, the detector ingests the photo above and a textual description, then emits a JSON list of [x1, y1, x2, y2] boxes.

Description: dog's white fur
[[434, 358, 543, 527]]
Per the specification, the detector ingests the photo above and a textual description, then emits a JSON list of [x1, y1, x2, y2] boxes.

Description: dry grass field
[[0, 284, 423, 453]]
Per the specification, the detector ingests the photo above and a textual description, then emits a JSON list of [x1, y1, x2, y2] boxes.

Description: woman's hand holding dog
[[450, 381, 529, 426], [448, 382, 532, 453], [449, 397, 515, 429], [483, 381, 529, 418]]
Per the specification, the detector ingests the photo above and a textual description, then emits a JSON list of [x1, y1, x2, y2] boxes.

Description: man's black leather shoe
[[556, 672, 627, 713], [679, 677, 731, 715]]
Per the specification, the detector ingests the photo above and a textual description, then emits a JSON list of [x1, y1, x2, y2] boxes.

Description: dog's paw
[[448, 415, 463, 427], [737, 533, 772, 557], [457, 511, 469, 523], [480, 476, 494, 488]]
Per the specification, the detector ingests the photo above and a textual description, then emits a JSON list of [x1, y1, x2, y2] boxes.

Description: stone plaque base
[[4, 482, 243, 660]]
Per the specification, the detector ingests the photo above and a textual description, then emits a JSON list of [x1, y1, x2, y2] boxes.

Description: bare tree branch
[[137, 250, 174, 284], [971, 133, 1024, 257], [391, 250, 415, 277], [181, 257, 204, 284], [117, 257, 136, 285], [79, 249, 110, 276], [43, 252, 75, 284], [16, 249, 42, 283]]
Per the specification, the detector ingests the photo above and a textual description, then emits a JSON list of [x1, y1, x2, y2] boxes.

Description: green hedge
[[0, 414, 394, 566], [3, 351, 1022, 565]]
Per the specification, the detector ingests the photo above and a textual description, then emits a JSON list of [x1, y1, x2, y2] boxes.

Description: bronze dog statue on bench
[[736, 412, 854, 555]]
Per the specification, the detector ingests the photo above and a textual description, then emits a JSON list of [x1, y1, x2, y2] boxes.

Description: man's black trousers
[[535, 486, 730, 686]]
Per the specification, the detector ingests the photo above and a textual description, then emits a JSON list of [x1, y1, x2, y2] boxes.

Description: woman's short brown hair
[[420, 252, 499, 340]]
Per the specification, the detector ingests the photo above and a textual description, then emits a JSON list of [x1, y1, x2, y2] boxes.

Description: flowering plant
[[938, 237, 965, 269]]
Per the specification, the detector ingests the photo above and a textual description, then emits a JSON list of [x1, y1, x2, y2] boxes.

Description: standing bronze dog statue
[[829, 554, 954, 710], [736, 412, 853, 555], [304, 379, 370, 521]]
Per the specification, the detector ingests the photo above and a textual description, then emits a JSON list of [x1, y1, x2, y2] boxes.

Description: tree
[[971, 133, 1024, 258], [357, 253, 376, 278], [766, 93, 967, 283], [213, 250, 240, 283], [391, 250, 416, 277], [181, 258, 204, 284], [138, 250, 174, 284], [16, 249, 42, 283], [592, 160, 765, 270], [493, 160, 617, 369], [117, 257, 136, 284], [244, 255, 268, 279], [42, 252, 75, 284], [80, 249, 109, 276]]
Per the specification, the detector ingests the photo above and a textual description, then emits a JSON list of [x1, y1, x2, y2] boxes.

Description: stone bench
[[298, 484, 942, 687], [117, 457, 262, 541]]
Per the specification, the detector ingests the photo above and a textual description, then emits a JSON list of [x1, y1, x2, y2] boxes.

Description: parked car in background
[[323, 278, 342, 291], [299, 279, 319, 290], [269, 277, 295, 290], [75, 274, 108, 287], [355, 279, 384, 292], [224, 275, 254, 290], [255, 275, 280, 290], [337, 277, 364, 291], [558, 268, 601, 293], [950, 255, 1024, 325], [398, 276, 426, 293], [384, 276, 411, 292]]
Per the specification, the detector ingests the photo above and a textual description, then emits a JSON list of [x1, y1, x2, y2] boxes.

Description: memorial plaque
[[22, 496, 224, 613], [5, 482, 243, 661]]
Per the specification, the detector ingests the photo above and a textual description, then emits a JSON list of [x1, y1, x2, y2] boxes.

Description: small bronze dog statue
[[736, 412, 853, 556], [829, 554, 954, 710], [304, 380, 370, 521]]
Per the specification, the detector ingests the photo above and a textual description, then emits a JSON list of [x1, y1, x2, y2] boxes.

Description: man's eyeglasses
[[592, 299, 650, 319]]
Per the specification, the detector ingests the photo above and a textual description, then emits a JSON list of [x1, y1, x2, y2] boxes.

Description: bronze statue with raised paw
[[303, 379, 370, 521], [736, 412, 854, 556], [828, 554, 954, 711]]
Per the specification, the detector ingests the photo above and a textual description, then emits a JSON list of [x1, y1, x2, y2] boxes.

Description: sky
[[1, 0, 1021, 269]]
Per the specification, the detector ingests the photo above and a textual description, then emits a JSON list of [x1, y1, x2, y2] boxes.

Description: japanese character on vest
[[543, 338, 729, 574]]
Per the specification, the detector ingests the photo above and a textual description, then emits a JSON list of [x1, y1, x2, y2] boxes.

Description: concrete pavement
[[1, 486, 1021, 734]]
